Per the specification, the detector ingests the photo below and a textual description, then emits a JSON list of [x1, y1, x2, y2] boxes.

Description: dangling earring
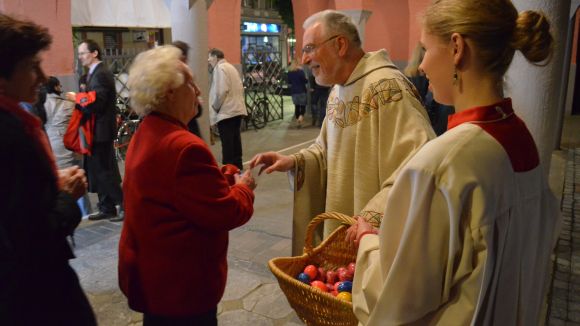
[[453, 66, 459, 85]]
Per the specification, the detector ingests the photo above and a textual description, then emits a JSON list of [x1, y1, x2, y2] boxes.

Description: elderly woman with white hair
[[117, 45, 256, 326]]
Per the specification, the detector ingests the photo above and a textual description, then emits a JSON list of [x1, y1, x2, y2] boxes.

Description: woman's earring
[[453, 67, 458, 85]]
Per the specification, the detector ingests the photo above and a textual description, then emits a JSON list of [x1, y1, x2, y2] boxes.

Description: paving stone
[[548, 317, 566, 326], [222, 267, 263, 301], [218, 309, 273, 326], [243, 283, 295, 320]]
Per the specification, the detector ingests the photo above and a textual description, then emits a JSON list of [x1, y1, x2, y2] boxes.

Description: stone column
[[168, 0, 210, 142], [506, 0, 571, 168], [337, 9, 372, 47]]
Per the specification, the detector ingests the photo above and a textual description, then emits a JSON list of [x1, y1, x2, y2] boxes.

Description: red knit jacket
[[118, 112, 254, 316]]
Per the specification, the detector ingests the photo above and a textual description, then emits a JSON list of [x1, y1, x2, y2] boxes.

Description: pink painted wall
[[208, 0, 242, 64], [364, 0, 409, 60], [291, 0, 330, 61], [291, 0, 430, 63], [0, 0, 74, 76]]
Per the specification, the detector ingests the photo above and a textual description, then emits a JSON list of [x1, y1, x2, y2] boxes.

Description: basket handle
[[303, 212, 357, 255]]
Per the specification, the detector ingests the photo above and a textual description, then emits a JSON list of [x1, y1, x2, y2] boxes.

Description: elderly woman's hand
[[235, 169, 256, 190]]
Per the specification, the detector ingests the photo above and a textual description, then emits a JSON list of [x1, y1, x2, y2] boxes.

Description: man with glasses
[[77, 39, 124, 222], [251, 10, 435, 255]]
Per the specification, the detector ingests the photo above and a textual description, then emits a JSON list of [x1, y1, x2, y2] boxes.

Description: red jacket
[[118, 112, 254, 316]]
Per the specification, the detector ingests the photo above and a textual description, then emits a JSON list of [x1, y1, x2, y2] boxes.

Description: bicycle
[[114, 97, 141, 161]]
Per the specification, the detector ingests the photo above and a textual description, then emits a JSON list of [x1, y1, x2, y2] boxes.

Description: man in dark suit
[[77, 39, 124, 221]]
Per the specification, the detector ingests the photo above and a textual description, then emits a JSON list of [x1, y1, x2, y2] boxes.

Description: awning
[[71, 0, 171, 28]]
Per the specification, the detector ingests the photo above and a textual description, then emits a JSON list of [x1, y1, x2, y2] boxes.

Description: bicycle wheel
[[252, 99, 268, 129], [114, 120, 138, 161]]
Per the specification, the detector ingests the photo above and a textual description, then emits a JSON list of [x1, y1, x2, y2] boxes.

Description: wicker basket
[[268, 212, 359, 326]]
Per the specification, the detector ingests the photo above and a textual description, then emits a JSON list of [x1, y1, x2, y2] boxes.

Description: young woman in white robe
[[346, 1, 561, 324]]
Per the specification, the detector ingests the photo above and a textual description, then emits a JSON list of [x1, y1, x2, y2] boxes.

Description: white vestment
[[290, 50, 435, 255], [353, 100, 561, 325]]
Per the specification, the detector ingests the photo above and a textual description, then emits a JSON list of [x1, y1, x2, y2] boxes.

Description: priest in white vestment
[[250, 10, 435, 256]]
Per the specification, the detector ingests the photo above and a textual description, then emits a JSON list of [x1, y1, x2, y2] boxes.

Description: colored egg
[[311, 280, 328, 292], [337, 281, 353, 293], [338, 268, 353, 282], [326, 283, 334, 291], [337, 292, 352, 302], [304, 265, 318, 280], [326, 270, 337, 284], [317, 267, 326, 282], [347, 262, 356, 274], [297, 272, 310, 284]]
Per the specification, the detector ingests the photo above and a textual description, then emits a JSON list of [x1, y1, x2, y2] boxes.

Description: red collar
[[447, 98, 514, 130]]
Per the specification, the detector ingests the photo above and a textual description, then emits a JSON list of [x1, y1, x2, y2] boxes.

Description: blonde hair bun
[[511, 10, 553, 64]]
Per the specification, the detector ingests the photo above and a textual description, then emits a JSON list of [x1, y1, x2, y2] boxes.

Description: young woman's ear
[[450, 32, 466, 67]]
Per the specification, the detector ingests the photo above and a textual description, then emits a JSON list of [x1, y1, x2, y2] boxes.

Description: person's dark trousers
[[294, 105, 306, 119], [86, 141, 123, 214], [217, 115, 243, 170], [188, 118, 202, 138], [143, 307, 217, 326], [316, 91, 330, 127], [188, 104, 203, 139]]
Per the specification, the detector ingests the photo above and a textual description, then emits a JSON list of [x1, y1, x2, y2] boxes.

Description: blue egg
[[297, 272, 311, 284], [337, 281, 353, 293]]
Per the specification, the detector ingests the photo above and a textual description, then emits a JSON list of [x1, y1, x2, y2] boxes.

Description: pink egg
[[347, 262, 356, 275], [326, 270, 337, 284]]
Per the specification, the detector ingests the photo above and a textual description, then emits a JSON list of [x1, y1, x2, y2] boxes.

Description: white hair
[[303, 10, 361, 47], [128, 45, 184, 116]]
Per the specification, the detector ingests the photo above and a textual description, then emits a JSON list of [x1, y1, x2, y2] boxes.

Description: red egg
[[326, 270, 337, 284], [338, 268, 353, 282], [317, 267, 326, 282], [334, 281, 342, 292], [304, 265, 318, 280], [326, 271, 336, 284], [347, 262, 356, 275], [311, 280, 328, 292], [331, 290, 339, 297], [326, 283, 334, 291]]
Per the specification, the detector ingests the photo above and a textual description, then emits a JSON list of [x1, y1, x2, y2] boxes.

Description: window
[[242, 0, 255, 8], [265, 0, 277, 10]]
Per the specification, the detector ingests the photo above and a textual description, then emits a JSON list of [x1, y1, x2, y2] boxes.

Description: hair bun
[[511, 10, 553, 64]]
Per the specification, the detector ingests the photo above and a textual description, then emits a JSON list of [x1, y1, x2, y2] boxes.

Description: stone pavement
[[547, 147, 580, 325]]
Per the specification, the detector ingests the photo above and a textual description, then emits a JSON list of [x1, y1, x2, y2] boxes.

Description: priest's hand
[[249, 152, 294, 174]]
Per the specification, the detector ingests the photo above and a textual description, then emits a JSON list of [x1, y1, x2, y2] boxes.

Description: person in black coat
[[404, 44, 454, 136], [77, 39, 124, 221], [0, 13, 96, 325]]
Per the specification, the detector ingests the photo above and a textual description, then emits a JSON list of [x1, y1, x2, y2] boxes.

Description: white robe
[[353, 101, 561, 325], [290, 50, 435, 255]]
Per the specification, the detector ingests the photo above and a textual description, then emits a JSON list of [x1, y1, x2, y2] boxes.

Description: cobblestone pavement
[[547, 147, 580, 326]]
